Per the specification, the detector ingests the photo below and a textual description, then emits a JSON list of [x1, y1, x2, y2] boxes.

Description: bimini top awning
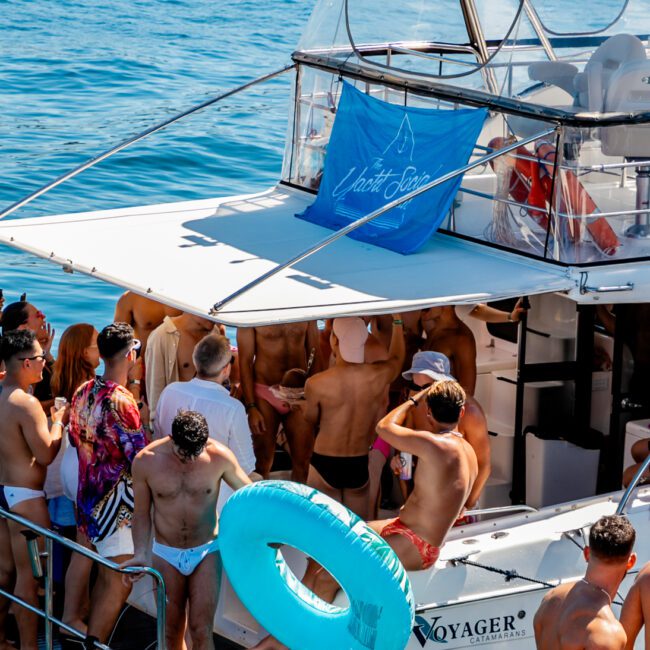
[[0, 185, 573, 327]]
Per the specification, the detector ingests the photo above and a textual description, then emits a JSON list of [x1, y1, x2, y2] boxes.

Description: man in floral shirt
[[69, 322, 147, 645]]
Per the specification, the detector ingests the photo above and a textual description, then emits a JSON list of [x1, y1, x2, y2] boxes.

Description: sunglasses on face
[[19, 353, 47, 362], [407, 380, 433, 392]]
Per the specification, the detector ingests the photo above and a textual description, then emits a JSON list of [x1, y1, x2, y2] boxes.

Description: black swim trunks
[[310, 452, 369, 489]]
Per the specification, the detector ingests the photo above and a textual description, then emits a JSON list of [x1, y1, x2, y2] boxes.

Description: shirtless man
[[114, 290, 182, 355], [122, 410, 251, 650], [621, 560, 650, 649], [302, 316, 404, 518], [534, 514, 636, 650], [146, 312, 218, 422], [252, 380, 476, 650], [402, 351, 490, 510], [237, 321, 322, 482], [421, 306, 477, 395], [0, 330, 65, 650]]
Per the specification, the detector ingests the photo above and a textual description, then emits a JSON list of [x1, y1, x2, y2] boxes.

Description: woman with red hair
[[50, 323, 100, 638]]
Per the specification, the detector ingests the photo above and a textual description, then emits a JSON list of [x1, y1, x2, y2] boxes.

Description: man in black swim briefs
[[302, 316, 404, 519]]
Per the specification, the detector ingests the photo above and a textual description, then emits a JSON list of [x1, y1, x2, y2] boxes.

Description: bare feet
[[251, 634, 289, 650]]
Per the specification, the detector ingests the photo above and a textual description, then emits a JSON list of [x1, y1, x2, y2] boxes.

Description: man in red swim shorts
[[251, 380, 477, 650], [371, 379, 478, 570]]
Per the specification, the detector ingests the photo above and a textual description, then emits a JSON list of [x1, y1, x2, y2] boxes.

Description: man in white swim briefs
[[123, 410, 252, 650], [0, 330, 65, 650]]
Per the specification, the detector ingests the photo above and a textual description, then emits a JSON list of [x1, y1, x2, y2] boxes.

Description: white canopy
[[0, 185, 575, 326]]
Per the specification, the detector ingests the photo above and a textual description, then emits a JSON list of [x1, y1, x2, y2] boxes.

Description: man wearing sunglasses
[[68, 322, 147, 646], [0, 329, 66, 650], [400, 351, 491, 512]]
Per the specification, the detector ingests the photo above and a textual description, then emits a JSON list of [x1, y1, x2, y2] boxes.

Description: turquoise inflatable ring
[[219, 480, 415, 650]]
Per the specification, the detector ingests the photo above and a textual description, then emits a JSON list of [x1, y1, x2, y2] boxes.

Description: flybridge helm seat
[[528, 34, 647, 112], [601, 57, 650, 238]]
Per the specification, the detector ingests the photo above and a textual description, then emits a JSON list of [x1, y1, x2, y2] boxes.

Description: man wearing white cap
[[302, 315, 404, 519], [401, 350, 490, 509]]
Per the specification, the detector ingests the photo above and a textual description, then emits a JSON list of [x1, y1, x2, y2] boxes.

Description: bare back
[[137, 438, 229, 548], [0, 385, 48, 489], [534, 582, 626, 650], [307, 362, 401, 457], [399, 431, 477, 547]]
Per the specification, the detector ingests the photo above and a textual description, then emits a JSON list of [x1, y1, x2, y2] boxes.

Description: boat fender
[[219, 480, 415, 650]]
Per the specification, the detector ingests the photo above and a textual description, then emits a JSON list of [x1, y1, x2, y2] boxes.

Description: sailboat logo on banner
[[332, 113, 433, 230]]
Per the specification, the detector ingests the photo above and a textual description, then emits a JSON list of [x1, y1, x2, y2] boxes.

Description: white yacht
[[2, 0, 650, 648]]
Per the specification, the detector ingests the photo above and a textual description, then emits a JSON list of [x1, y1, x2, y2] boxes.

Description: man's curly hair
[[589, 515, 635, 562], [171, 410, 210, 461]]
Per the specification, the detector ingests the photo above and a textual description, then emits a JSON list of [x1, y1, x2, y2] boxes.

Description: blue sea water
[[0, 0, 311, 341], [0, 0, 644, 344]]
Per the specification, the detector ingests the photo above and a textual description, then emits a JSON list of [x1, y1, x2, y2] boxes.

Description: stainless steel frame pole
[[44, 537, 53, 649], [0, 65, 295, 222], [212, 125, 557, 313]]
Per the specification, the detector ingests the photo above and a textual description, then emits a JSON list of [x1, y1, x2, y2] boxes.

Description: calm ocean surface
[[0, 0, 311, 343], [0, 0, 640, 345]]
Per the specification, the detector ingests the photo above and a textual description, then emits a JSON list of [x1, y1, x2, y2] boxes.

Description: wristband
[[507, 312, 513, 322], [409, 397, 418, 407], [246, 402, 259, 412], [393, 319, 403, 326], [128, 379, 141, 385], [51, 420, 64, 429]]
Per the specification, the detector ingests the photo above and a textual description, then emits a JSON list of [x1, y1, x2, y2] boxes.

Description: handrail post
[[156, 574, 167, 650], [44, 536, 54, 649]]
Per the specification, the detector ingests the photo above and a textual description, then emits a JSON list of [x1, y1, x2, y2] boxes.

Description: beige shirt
[[145, 316, 180, 423]]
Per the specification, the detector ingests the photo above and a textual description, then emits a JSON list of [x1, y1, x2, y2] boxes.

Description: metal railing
[[211, 125, 557, 312], [0, 507, 166, 650], [465, 504, 538, 518], [0, 64, 295, 223]]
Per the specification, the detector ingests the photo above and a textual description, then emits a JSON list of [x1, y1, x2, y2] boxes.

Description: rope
[[448, 555, 555, 588], [449, 531, 626, 607]]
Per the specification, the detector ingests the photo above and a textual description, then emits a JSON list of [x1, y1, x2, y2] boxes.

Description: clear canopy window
[[287, 0, 650, 267]]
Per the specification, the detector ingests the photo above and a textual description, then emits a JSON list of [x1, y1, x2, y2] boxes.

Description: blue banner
[[297, 82, 487, 254]]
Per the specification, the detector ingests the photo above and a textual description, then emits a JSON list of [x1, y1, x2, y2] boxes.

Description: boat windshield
[[285, 0, 650, 266], [296, 0, 650, 109]]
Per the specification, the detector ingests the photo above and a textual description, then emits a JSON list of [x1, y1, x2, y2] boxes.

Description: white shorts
[[94, 526, 134, 559]]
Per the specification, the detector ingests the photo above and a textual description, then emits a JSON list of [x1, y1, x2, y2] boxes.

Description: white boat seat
[[601, 59, 650, 157], [528, 61, 579, 97], [574, 34, 647, 112], [600, 57, 650, 237], [526, 34, 647, 113]]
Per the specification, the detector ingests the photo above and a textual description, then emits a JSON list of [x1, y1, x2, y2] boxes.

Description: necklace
[[438, 428, 463, 438], [580, 578, 611, 603]]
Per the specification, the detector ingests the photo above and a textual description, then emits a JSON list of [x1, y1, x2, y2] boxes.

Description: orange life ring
[[488, 137, 620, 255]]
